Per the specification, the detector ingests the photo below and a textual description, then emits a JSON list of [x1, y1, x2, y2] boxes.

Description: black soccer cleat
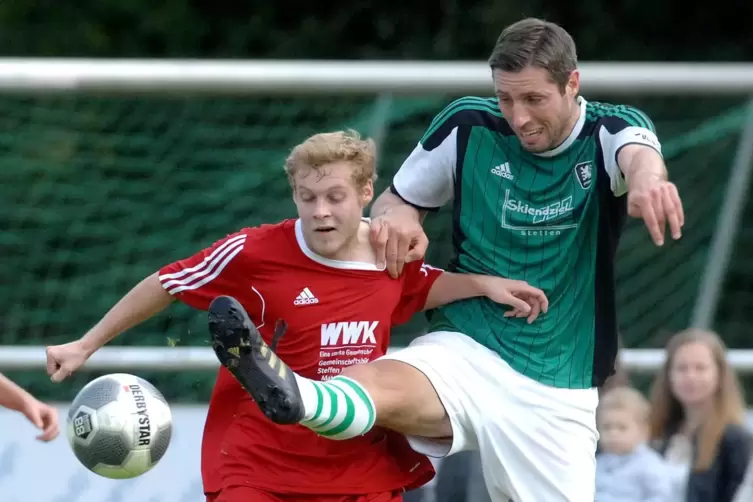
[[208, 295, 305, 425]]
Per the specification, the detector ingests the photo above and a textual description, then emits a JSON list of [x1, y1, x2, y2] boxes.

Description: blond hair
[[649, 328, 747, 471], [284, 129, 377, 190], [599, 386, 651, 427]]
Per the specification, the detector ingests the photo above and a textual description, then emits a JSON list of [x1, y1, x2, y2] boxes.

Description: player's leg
[[207, 295, 469, 445], [207, 486, 284, 502], [324, 328, 599, 502], [208, 295, 597, 501], [471, 355, 599, 502], [208, 296, 305, 423], [378, 332, 598, 502], [337, 358, 452, 439]]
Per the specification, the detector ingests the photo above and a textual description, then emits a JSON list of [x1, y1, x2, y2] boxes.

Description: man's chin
[[520, 138, 552, 153], [310, 240, 342, 259]]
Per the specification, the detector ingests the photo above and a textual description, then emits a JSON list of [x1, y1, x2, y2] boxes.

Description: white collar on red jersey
[[294, 218, 385, 271]]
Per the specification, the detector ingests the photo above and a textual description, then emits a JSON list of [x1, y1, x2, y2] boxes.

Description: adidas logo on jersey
[[294, 287, 319, 306], [491, 162, 514, 180]]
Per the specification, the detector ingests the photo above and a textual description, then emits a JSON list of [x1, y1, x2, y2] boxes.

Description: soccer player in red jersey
[[45, 130, 548, 502]]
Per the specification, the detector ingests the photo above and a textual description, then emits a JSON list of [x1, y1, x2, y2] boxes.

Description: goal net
[[1, 91, 750, 401]]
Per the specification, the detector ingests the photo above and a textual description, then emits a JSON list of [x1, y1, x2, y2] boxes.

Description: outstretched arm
[[0, 373, 39, 412], [79, 273, 173, 354], [597, 106, 684, 247], [0, 373, 59, 441], [424, 272, 549, 324], [46, 273, 174, 382], [620, 144, 667, 182], [46, 229, 255, 383], [619, 144, 684, 246]]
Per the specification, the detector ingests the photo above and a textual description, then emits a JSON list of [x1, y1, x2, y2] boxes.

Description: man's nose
[[313, 199, 331, 218]]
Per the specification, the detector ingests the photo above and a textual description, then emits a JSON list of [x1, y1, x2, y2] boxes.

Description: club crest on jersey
[[573, 161, 593, 190]]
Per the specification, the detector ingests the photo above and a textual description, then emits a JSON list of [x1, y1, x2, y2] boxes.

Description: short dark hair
[[488, 18, 578, 92]]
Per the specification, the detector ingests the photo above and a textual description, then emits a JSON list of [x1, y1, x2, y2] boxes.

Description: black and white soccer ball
[[66, 373, 173, 479]]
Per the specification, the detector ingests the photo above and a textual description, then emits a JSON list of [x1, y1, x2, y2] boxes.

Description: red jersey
[[158, 219, 442, 495]]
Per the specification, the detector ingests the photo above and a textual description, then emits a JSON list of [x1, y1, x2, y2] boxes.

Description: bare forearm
[[371, 189, 408, 218], [370, 189, 426, 223], [80, 272, 174, 354], [621, 147, 667, 189], [0, 373, 34, 412], [423, 272, 485, 311]]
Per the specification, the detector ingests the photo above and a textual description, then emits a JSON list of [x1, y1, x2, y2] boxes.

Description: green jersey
[[390, 96, 660, 389]]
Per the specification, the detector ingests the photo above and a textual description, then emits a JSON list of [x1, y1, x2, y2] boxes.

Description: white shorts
[[379, 331, 600, 502]]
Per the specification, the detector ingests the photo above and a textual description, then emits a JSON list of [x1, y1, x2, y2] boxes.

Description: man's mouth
[[315, 227, 335, 233], [520, 128, 542, 138]]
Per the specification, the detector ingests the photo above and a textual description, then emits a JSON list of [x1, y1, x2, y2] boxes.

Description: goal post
[[0, 59, 753, 94]]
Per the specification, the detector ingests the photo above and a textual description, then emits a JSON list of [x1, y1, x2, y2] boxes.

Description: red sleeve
[[391, 260, 444, 325], [158, 229, 255, 311]]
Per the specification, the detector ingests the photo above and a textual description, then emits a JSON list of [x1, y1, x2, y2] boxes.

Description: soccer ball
[[66, 373, 173, 479]]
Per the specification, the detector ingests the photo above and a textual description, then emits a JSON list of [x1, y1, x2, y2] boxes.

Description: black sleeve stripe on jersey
[[389, 183, 441, 213], [421, 97, 501, 145], [421, 107, 513, 151]]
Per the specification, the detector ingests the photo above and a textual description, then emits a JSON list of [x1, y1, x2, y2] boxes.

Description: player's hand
[[480, 277, 549, 324], [370, 206, 429, 279], [46, 340, 90, 383], [627, 174, 684, 246], [21, 397, 59, 442]]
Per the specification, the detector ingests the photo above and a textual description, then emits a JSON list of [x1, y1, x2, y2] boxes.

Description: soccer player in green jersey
[[215, 17, 685, 502]]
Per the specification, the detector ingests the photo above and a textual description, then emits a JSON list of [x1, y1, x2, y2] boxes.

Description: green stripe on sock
[[317, 383, 356, 437], [335, 377, 375, 435], [313, 385, 339, 430], [310, 382, 324, 422], [299, 376, 376, 440]]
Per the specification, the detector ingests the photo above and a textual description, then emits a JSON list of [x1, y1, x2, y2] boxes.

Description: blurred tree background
[[1, 0, 750, 62], [1, 0, 752, 401]]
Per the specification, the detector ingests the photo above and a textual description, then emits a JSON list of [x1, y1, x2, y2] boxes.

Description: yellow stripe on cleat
[[228, 347, 240, 357]]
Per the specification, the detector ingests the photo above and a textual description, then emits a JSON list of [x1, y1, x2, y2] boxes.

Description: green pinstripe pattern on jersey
[[421, 97, 502, 144], [413, 96, 654, 389], [586, 102, 656, 131]]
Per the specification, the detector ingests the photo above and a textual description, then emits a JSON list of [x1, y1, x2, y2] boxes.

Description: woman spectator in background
[[732, 457, 753, 502], [649, 328, 752, 502]]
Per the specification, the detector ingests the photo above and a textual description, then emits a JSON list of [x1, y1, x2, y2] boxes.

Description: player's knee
[[341, 362, 402, 412], [341, 360, 448, 435]]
